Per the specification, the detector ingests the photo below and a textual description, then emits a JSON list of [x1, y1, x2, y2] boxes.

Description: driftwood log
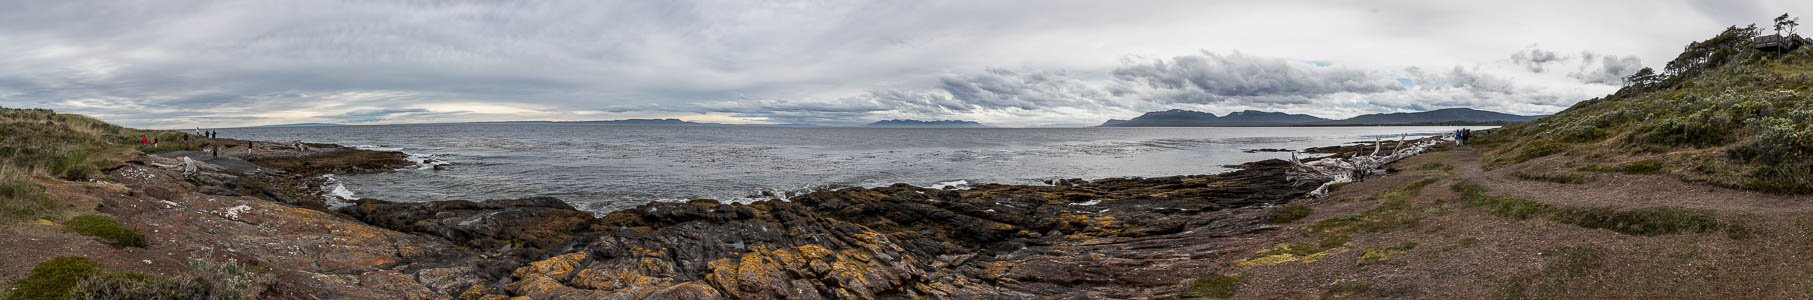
[[1288, 134, 1448, 196]]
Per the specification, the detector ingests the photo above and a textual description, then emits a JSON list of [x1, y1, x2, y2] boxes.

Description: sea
[[217, 125, 1493, 213]]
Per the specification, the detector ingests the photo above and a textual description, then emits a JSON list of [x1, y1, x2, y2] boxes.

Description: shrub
[[65, 215, 147, 248], [1184, 274, 1242, 298], [4, 256, 263, 300], [186, 258, 260, 299], [72, 273, 210, 300], [1632, 113, 1730, 148], [1268, 205, 1312, 224], [2, 256, 102, 300]]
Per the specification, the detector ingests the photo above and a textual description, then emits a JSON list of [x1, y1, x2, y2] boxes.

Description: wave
[[321, 174, 358, 209]]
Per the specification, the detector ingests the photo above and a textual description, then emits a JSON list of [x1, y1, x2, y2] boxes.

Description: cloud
[[1569, 52, 1646, 85], [1510, 48, 1565, 72]]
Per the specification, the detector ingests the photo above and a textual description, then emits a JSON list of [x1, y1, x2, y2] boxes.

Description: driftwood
[[1288, 134, 1447, 196]]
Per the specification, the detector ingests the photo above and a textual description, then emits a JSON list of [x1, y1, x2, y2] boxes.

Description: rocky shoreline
[[82, 137, 1415, 298]]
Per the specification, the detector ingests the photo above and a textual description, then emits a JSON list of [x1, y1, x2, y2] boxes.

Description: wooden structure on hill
[[1753, 34, 1809, 52]]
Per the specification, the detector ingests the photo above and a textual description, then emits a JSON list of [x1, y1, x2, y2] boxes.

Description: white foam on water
[[929, 180, 970, 190], [352, 145, 404, 152], [321, 174, 358, 209]]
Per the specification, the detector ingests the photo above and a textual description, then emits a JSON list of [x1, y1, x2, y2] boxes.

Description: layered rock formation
[[338, 160, 1325, 298]]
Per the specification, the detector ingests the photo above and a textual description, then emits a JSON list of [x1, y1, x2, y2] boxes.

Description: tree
[[1624, 67, 1660, 87], [1775, 13, 1799, 36]]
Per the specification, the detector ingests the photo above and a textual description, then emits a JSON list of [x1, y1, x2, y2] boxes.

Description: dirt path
[[1202, 144, 1813, 299]]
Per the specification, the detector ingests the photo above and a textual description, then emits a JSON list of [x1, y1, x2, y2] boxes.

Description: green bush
[[2, 256, 102, 300], [65, 215, 147, 248]]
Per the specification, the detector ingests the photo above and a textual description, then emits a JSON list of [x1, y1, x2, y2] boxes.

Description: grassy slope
[[0, 107, 195, 223], [1479, 26, 1813, 193]]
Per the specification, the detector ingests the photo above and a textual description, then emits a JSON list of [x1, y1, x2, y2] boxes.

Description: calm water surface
[[219, 125, 1490, 213]]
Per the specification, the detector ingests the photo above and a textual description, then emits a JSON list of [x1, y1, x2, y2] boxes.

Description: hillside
[[1312, 108, 1543, 125], [865, 119, 987, 128], [1479, 26, 1813, 193]]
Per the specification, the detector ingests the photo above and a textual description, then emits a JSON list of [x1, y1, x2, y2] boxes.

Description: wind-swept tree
[[1623, 67, 1660, 87], [1775, 13, 1799, 36]]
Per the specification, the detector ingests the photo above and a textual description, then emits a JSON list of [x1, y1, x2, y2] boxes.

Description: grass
[[1, 165, 58, 224], [1416, 162, 1455, 171], [1452, 183, 1747, 238], [65, 215, 147, 248], [1184, 274, 1242, 299], [1268, 205, 1312, 224], [1492, 245, 1607, 299], [1303, 177, 1442, 248], [1515, 165, 1595, 184], [1323, 281, 1374, 299], [1357, 242, 1418, 266], [2, 256, 261, 300], [2, 256, 101, 300], [1578, 159, 1667, 175]]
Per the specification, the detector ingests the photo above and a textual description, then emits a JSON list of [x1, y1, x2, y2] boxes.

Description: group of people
[[1453, 128, 1475, 145]]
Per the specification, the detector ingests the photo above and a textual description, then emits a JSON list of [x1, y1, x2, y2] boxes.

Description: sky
[[2, 0, 1810, 128]]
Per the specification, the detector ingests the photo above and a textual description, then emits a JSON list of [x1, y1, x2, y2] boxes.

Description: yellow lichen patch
[[508, 273, 569, 296], [1091, 215, 1125, 236], [976, 261, 1014, 281], [457, 284, 498, 299], [1054, 213, 1091, 232], [571, 267, 663, 290], [513, 252, 588, 281], [1234, 243, 1330, 267], [636, 257, 674, 275], [31, 219, 53, 226], [766, 247, 804, 268], [1357, 243, 1417, 265], [797, 244, 832, 259], [705, 258, 741, 296]]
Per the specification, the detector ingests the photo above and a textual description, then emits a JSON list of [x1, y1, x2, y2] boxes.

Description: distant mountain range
[[467, 119, 728, 126], [1099, 108, 1542, 127], [864, 119, 987, 128], [1099, 110, 1328, 127], [245, 123, 346, 128]]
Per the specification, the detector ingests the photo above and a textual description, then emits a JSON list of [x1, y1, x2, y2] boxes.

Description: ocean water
[[218, 125, 1491, 213]]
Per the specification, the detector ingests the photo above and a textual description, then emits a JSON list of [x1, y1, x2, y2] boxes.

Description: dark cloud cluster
[[1111, 52, 1403, 101]]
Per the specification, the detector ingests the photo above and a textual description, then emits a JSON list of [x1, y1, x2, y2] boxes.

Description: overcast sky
[[2, 0, 1809, 128]]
